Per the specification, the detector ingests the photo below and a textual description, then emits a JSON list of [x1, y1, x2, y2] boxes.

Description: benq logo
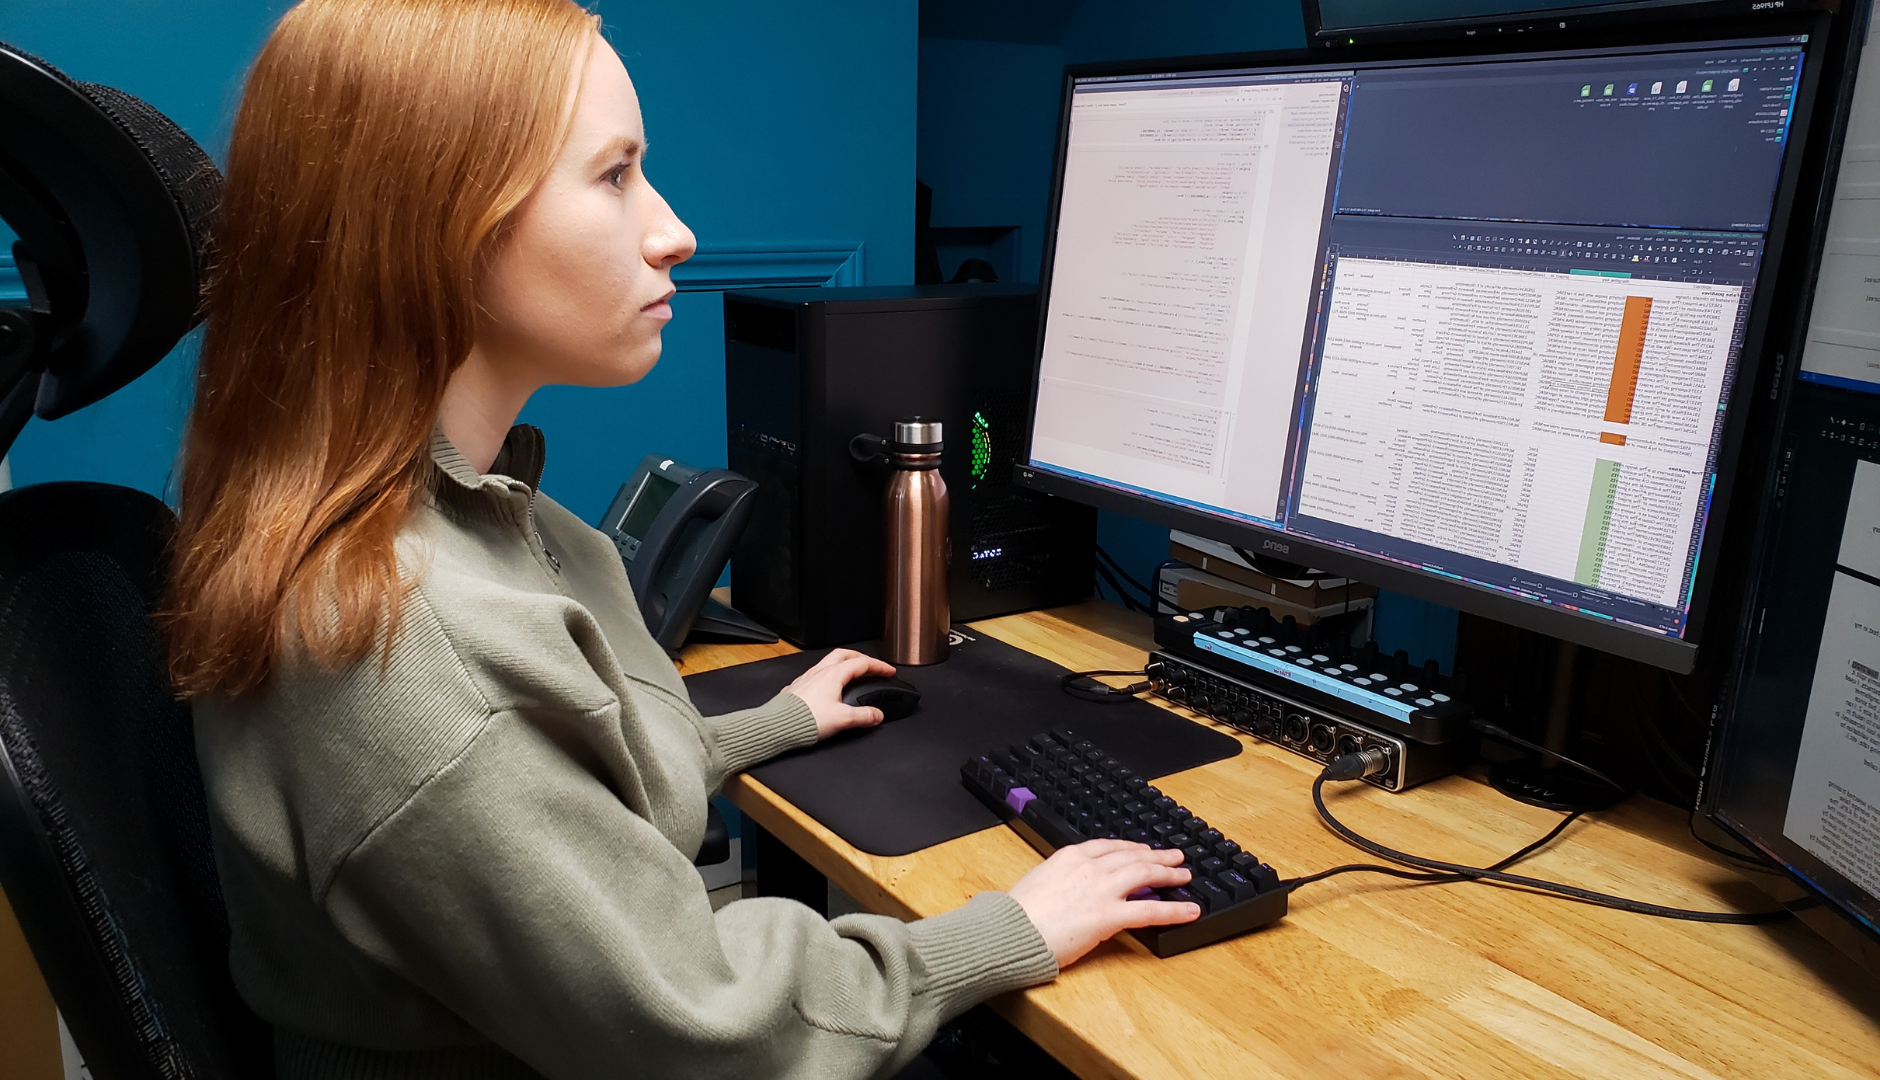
[[1262, 539, 1291, 555]]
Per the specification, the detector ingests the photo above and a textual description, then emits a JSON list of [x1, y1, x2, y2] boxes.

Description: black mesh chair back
[[0, 482, 272, 1080]]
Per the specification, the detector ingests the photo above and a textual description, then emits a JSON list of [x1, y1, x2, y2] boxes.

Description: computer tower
[[725, 285, 1096, 648]]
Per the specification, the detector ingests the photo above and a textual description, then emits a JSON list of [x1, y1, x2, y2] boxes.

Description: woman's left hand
[[783, 648, 898, 740]]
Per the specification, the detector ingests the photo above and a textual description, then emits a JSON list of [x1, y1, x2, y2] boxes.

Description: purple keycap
[[1126, 886, 1157, 902], [1005, 786, 1036, 814]]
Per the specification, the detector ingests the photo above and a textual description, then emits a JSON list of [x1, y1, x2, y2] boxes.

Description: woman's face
[[474, 39, 695, 389]]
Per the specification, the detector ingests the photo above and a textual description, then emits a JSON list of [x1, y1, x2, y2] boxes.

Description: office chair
[[0, 482, 274, 1080], [0, 41, 218, 460], [0, 40, 274, 1080]]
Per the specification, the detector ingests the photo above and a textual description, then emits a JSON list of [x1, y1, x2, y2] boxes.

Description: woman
[[165, 1, 1199, 1077]]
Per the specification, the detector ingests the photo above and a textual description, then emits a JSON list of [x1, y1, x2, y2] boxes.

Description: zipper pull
[[535, 530, 560, 572]]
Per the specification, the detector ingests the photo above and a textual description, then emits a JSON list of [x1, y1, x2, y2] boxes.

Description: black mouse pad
[[683, 627, 1242, 856]]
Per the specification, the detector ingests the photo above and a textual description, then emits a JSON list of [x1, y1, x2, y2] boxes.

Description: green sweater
[[194, 427, 1058, 1080]]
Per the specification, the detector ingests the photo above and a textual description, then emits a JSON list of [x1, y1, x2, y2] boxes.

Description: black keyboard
[[961, 726, 1287, 957]]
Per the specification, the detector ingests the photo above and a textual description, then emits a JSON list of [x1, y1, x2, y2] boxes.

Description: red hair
[[165, 0, 598, 697]]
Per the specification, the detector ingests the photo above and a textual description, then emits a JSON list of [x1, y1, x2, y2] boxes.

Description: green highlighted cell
[[1576, 459, 1622, 587]]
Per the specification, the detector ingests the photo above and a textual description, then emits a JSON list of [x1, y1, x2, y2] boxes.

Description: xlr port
[[1309, 724, 1335, 754]]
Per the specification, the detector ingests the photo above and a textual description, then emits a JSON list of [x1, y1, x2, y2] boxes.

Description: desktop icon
[[1677, 80, 1689, 93], [1626, 83, 1638, 95], [1702, 79, 1714, 92], [1728, 78, 1740, 92], [1582, 84, 1592, 97], [1603, 83, 1614, 96], [1651, 81, 1663, 94]]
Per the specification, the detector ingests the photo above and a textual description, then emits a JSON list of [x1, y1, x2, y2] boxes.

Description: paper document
[[1838, 459, 1880, 580], [1783, 459, 1880, 896]]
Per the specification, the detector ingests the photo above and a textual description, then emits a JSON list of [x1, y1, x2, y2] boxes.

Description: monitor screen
[[1025, 32, 1812, 664], [1310, 0, 1746, 37], [1706, 380, 1880, 966]]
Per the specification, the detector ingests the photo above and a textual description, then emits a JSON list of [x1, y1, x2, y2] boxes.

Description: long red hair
[[165, 0, 598, 698]]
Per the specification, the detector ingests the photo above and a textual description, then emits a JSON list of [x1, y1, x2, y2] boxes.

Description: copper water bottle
[[884, 418, 949, 665]]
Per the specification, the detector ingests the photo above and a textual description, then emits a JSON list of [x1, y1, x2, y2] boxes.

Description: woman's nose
[[644, 185, 696, 270]]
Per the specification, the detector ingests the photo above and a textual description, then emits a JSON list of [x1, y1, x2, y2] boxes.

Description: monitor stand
[[1490, 640, 1622, 812], [687, 595, 779, 646]]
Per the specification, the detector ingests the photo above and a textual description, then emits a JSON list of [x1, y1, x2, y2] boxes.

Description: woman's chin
[[582, 343, 661, 388]]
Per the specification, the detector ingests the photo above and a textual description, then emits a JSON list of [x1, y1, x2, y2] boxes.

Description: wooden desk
[[682, 600, 1880, 1080]]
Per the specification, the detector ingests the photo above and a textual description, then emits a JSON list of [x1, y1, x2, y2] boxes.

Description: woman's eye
[[605, 162, 633, 187]]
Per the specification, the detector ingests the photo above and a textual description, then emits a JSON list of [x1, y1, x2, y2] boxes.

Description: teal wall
[[529, 4, 916, 522], [918, 36, 1065, 286], [916, 0, 1459, 669], [919, 2, 1307, 287], [0, 0, 918, 527]]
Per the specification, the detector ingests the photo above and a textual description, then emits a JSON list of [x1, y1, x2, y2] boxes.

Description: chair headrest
[[0, 41, 222, 421]]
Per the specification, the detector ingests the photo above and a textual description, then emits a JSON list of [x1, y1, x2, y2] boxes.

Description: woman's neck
[[439, 345, 540, 472]]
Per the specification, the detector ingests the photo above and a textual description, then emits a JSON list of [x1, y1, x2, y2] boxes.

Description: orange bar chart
[[1601, 296, 1652, 446]]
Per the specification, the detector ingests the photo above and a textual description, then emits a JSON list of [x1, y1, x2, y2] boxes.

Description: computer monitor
[[1700, 7, 1880, 975], [1016, 19, 1828, 672], [1304, 0, 1817, 48], [1702, 373, 1880, 976]]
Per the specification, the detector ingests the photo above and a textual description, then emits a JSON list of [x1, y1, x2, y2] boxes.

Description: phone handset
[[599, 454, 776, 655]]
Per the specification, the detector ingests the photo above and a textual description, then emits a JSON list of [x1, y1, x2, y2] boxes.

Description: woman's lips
[[642, 291, 675, 320]]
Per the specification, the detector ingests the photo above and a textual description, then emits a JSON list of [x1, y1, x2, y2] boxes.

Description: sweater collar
[[429, 424, 547, 494]]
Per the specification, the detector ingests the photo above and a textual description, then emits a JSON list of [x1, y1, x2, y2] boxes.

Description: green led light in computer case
[[971, 410, 993, 488]]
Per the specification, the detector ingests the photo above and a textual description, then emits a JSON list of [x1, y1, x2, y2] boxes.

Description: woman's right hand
[[1006, 840, 1201, 968], [780, 648, 898, 740]]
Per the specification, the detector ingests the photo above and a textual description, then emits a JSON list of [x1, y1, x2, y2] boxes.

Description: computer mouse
[[841, 674, 921, 722]]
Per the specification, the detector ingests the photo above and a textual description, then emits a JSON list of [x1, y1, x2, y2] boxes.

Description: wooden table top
[[681, 600, 1880, 1080]]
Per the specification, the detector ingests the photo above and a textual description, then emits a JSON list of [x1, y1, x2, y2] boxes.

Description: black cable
[[1483, 810, 1585, 871], [1284, 809, 1583, 894], [1473, 718, 1628, 795], [1091, 559, 1148, 613], [1094, 544, 1156, 605], [1690, 829, 1782, 874], [1090, 553, 1143, 613], [1284, 863, 1455, 890], [1304, 762, 1787, 924], [1058, 668, 1151, 703], [1091, 551, 1151, 612]]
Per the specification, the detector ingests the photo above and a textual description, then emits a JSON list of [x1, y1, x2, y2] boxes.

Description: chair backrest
[[0, 482, 272, 1080]]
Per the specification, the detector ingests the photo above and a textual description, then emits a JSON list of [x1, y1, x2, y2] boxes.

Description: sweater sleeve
[[697, 691, 820, 783], [320, 702, 1059, 1080]]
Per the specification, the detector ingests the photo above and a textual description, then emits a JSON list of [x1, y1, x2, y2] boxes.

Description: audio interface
[[1147, 650, 1473, 792]]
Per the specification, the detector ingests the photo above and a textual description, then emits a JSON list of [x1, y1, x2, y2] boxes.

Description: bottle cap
[[891, 418, 943, 453]]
